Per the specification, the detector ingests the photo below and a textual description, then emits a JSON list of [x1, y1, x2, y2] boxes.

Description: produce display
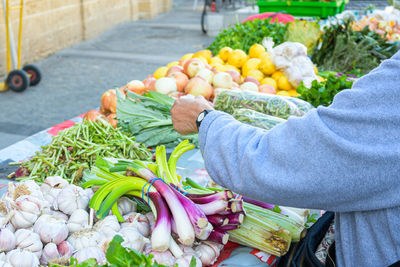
[[352, 8, 400, 42], [312, 20, 399, 74], [3, 6, 400, 267], [8, 120, 152, 184]]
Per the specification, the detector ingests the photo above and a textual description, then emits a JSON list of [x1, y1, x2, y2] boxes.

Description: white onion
[[155, 77, 177, 95], [240, 82, 259, 92], [196, 69, 214, 84], [213, 72, 233, 89]]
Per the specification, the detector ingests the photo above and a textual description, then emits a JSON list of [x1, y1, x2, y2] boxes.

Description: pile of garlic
[[0, 177, 223, 267]]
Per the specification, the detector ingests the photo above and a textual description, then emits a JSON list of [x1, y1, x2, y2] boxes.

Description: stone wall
[[0, 0, 171, 74]]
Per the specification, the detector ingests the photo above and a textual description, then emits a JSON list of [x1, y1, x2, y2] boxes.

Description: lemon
[[167, 61, 179, 68], [181, 53, 194, 61], [193, 49, 212, 63], [228, 49, 248, 68], [277, 76, 293, 91], [153, 66, 168, 79], [261, 77, 277, 90], [246, 69, 264, 82], [271, 71, 285, 81], [210, 56, 224, 65], [219, 47, 233, 62], [242, 58, 261, 76], [212, 63, 226, 72], [249, 44, 266, 58], [224, 64, 240, 72], [288, 90, 300, 97], [276, 90, 291, 97], [259, 56, 276, 75]]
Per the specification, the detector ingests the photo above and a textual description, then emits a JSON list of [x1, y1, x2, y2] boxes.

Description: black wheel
[[23, 64, 42, 86], [6, 70, 30, 92]]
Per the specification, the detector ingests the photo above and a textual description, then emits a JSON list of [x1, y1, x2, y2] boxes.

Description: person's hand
[[171, 95, 214, 135]]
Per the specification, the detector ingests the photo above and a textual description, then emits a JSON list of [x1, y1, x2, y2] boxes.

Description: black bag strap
[[278, 211, 335, 267]]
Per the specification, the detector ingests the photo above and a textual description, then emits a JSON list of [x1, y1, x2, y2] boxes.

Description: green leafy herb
[[117, 90, 198, 147], [208, 19, 287, 55], [305, 213, 319, 228], [296, 73, 354, 107], [312, 19, 399, 74]]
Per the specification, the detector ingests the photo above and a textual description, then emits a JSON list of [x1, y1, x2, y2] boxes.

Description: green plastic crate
[[257, 0, 345, 18]]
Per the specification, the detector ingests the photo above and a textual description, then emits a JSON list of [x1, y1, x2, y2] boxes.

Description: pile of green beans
[[9, 119, 152, 184]]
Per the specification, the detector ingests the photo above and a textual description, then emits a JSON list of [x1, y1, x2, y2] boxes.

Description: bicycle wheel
[[201, 0, 209, 34]]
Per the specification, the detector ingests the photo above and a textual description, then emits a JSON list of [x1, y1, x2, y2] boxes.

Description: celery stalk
[[228, 210, 291, 257], [244, 203, 306, 242]]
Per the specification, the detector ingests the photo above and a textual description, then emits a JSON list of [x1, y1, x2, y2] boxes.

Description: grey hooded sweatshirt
[[199, 51, 400, 266]]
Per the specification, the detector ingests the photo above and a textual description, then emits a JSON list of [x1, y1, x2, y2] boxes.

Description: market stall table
[[0, 114, 278, 267]]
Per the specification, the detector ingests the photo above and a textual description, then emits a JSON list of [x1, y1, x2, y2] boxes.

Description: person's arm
[[196, 53, 400, 213]]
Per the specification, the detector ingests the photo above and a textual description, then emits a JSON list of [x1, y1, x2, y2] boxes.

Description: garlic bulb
[[119, 227, 149, 253], [67, 230, 101, 250], [41, 176, 69, 210], [6, 248, 39, 267], [151, 251, 176, 266], [195, 241, 223, 266], [99, 235, 114, 254], [15, 229, 43, 258], [0, 261, 12, 267], [67, 209, 90, 233], [57, 185, 90, 215], [73, 246, 106, 264], [45, 210, 69, 221], [0, 262, 11, 267], [84, 188, 94, 199], [175, 254, 202, 267], [0, 253, 5, 261], [33, 214, 68, 244], [40, 241, 73, 265], [10, 196, 41, 229], [0, 228, 16, 252], [117, 197, 137, 216], [44, 176, 69, 189], [7, 181, 41, 200], [94, 215, 120, 238], [41, 188, 62, 210], [0, 202, 11, 227], [122, 212, 150, 237]]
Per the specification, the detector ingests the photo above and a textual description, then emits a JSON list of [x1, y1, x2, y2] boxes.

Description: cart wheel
[[6, 70, 30, 92], [23, 64, 42, 86]]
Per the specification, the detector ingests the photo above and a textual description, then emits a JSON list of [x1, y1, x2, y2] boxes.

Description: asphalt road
[[0, 0, 213, 150]]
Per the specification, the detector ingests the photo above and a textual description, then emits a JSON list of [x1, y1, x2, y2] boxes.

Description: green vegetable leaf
[[285, 20, 322, 54], [272, 205, 282, 214], [305, 213, 319, 228]]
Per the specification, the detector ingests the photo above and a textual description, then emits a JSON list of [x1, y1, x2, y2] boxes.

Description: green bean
[[9, 120, 152, 184]]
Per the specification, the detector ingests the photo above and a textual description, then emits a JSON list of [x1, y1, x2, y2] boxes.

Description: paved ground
[[0, 0, 213, 150]]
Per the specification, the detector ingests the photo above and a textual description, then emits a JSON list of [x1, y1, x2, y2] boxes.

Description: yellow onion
[[100, 90, 117, 114], [168, 72, 189, 92], [184, 76, 213, 100]]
